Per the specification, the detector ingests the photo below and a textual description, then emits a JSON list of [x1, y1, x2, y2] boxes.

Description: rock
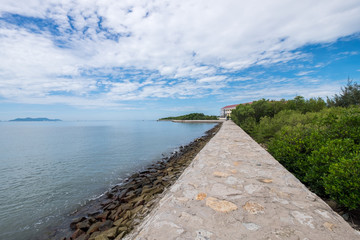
[[88, 217, 97, 224], [290, 211, 315, 229], [323, 222, 335, 231], [242, 201, 265, 214], [259, 179, 273, 183], [105, 203, 117, 210], [233, 161, 241, 166], [71, 229, 85, 239], [76, 221, 91, 230], [75, 234, 89, 240], [114, 231, 126, 240], [94, 235, 109, 240], [148, 187, 163, 196], [114, 218, 125, 226], [130, 195, 145, 205], [141, 185, 152, 194], [106, 192, 114, 198], [99, 220, 113, 231], [342, 213, 350, 221], [205, 197, 238, 213], [153, 179, 162, 186], [108, 209, 118, 221], [117, 189, 127, 198], [89, 231, 101, 240], [117, 204, 128, 215], [196, 193, 207, 200], [70, 217, 86, 230], [242, 222, 261, 231], [87, 222, 103, 235], [213, 171, 230, 177], [123, 210, 132, 219], [122, 191, 136, 202], [88, 211, 101, 217], [118, 226, 128, 232], [195, 229, 213, 240], [131, 205, 143, 215], [102, 227, 118, 238], [95, 211, 109, 221], [100, 199, 112, 207]]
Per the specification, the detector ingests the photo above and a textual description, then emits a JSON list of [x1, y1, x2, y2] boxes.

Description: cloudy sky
[[0, 0, 360, 120]]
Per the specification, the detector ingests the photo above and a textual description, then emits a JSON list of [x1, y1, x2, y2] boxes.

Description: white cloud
[[197, 76, 227, 83], [226, 79, 343, 103], [296, 71, 315, 76], [0, 0, 360, 107]]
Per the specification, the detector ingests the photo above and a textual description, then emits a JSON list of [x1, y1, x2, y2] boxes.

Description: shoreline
[[53, 123, 222, 240]]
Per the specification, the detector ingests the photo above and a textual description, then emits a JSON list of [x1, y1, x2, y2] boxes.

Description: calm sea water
[[0, 120, 215, 240]]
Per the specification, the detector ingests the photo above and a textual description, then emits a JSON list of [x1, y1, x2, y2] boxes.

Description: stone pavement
[[125, 121, 360, 240]]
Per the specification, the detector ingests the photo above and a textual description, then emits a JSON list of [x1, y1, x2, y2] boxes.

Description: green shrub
[[324, 154, 360, 210], [304, 139, 357, 195], [326, 107, 360, 143], [267, 123, 324, 179], [254, 110, 319, 143]]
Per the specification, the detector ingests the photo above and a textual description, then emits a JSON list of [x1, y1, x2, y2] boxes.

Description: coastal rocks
[[59, 123, 222, 240], [71, 229, 85, 239]]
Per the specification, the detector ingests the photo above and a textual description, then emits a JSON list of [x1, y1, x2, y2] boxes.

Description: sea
[[0, 120, 216, 240]]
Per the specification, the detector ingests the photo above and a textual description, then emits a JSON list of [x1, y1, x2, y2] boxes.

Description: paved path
[[172, 120, 225, 123], [125, 121, 360, 240]]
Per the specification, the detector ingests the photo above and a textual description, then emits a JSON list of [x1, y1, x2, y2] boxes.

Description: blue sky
[[0, 1, 360, 120]]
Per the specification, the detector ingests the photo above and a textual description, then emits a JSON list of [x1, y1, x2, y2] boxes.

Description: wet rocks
[[59, 123, 222, 240]]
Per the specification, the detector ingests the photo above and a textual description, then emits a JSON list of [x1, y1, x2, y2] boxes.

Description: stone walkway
[[125, 121, 360, 240]]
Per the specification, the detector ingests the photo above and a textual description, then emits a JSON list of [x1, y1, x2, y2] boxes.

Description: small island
[[10, 117, 62, 122], [159, 113, 218, 121]]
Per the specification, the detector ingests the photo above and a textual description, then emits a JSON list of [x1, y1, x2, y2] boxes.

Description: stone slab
[[125, 121, 360, 240]]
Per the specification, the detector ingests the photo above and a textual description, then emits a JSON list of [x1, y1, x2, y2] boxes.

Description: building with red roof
[[220, 102, 253, 118]]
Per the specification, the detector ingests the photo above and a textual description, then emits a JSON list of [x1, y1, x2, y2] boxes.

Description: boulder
[[102, 227, 118, 238], [76, 221, 91, 230], [98, 220, 113, 231], [70, 217, 87, 230], [95, 211, 109, 221], [89, 231, 101, 240], [94, 235, 109, 240], [87, 222, 103, 235], [71, 229, 85, 239]]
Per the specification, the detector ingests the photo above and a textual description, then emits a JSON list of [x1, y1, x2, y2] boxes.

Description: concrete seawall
[[125, 121, 360, 240], [172, 120, 225, 123]]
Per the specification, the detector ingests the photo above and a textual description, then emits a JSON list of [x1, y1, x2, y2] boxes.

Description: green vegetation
[[231, 81, 360, 210], [10, 117, 61, 121], [159, 113, 218, 121], [327, 79, 360, 107]]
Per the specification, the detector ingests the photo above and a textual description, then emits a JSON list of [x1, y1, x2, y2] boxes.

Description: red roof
[[222, 104, 239, 109], [222, 102, 252, 109]]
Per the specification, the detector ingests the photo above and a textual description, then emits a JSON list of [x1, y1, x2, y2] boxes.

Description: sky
[[0, 0, 360, 121]]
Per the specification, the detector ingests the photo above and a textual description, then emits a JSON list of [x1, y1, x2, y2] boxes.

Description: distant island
[[10, 117, 62, 122], [159, 113, 218, 121]]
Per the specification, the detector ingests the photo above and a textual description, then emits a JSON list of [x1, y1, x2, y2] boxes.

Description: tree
[[327, 79, 360, 107]]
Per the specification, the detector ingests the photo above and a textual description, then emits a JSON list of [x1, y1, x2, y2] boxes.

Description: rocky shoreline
[[54, 123, 222, 240]]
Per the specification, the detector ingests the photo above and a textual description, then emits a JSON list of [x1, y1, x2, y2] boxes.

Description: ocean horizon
[[0, 120, 216, 240]]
